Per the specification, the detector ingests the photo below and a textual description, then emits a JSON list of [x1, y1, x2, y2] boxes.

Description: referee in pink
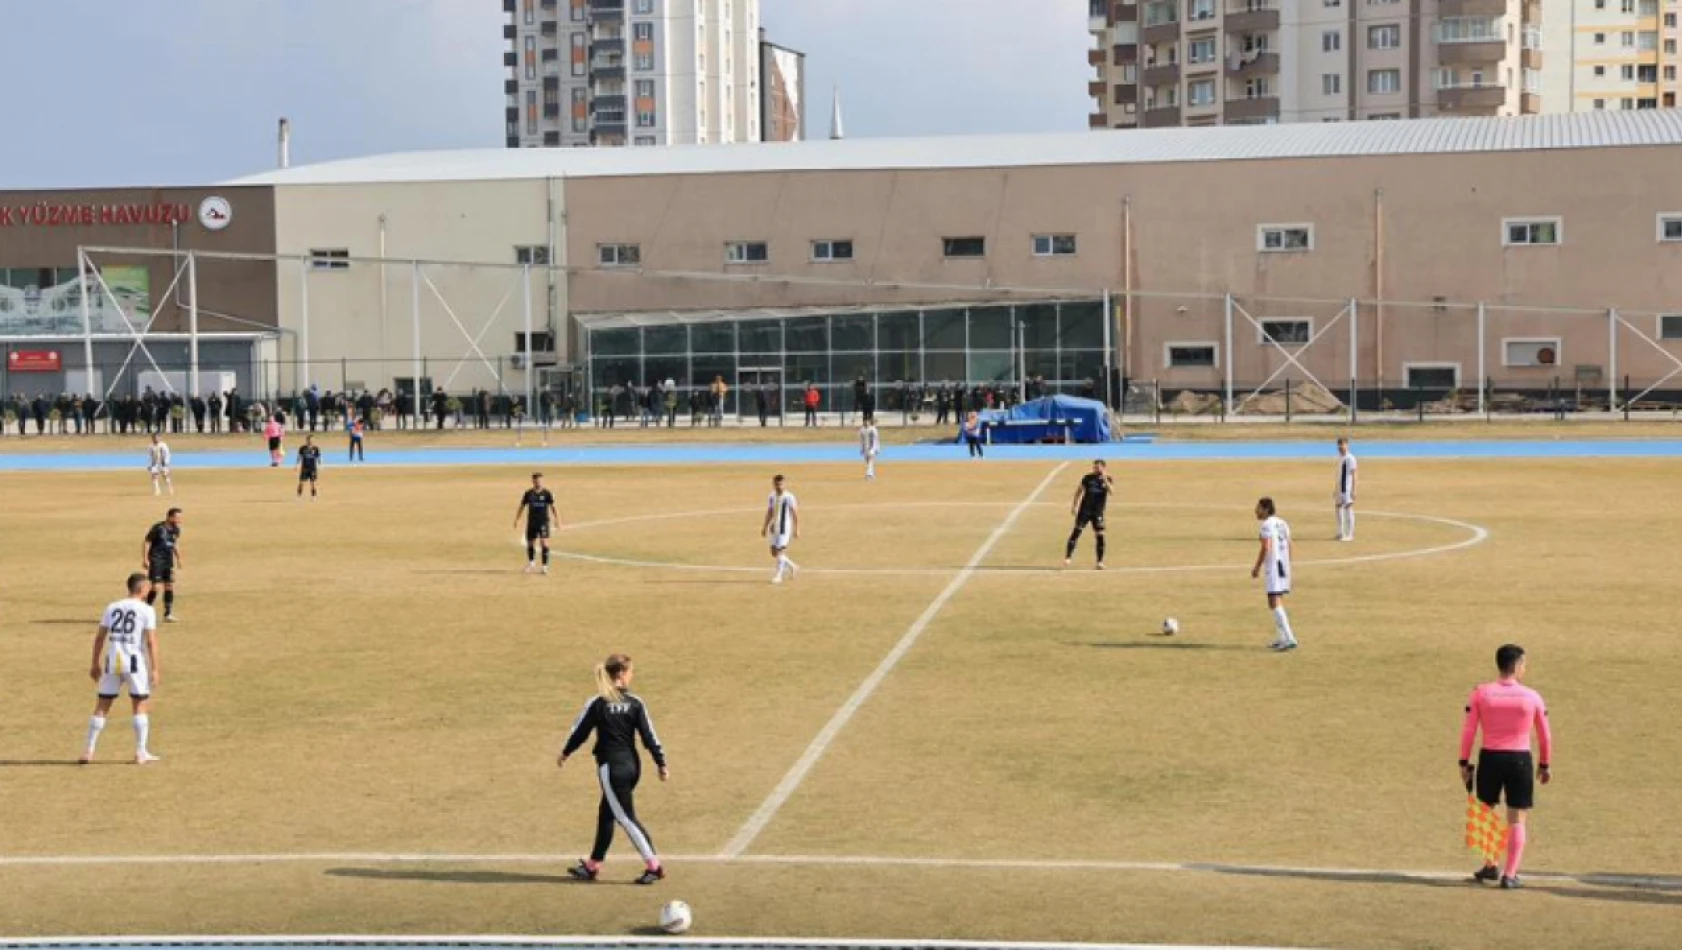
[[1459, 643, 1553, 889]]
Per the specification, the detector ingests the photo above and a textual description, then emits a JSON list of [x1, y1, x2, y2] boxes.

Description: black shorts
[[1075, 509, 1106, 531], [527, 522, 551, 541], [268, 437, 281, 451], [299, 468, 318, 482], [1476, 750, 1536, 810], [147, 564, 174, 585]]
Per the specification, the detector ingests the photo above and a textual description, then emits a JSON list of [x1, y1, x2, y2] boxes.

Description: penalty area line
[[716, 462, 1072, 858]]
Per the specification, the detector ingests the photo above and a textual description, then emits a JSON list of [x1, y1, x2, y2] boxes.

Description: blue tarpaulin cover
[[959, 395, 1114, 444]]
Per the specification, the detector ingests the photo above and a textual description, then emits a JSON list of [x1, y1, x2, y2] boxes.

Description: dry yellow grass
[[1, 454, 1679, 948]]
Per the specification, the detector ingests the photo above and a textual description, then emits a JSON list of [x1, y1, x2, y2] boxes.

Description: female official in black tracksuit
[[558, 653, 668, 884]]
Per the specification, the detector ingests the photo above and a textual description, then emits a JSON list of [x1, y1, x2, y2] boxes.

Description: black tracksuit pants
[[591, 756, 658, 863]]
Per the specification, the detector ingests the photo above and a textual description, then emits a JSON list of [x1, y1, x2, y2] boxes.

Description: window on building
[[1593, 32, 1606, 45], [1189, 0, 1216, 19], [523, 0, 536, 25], [1669, 65, 1679, 81], [1622, 30, 1636, 46], [309, 249, 350, 271], [1368, 68, 1401, 93], [725, 241, 770, 264], [1503, 217, 1562, 247], [1405, 364, 1461, 389], [1669, 39, 1679, 56], [1622, 64, 1636, 79], [524, 89, 538, 134], [1368, 24, 1401, 49], [1166, 343, 1218, 368], [571, 33, 586, 76], [571, 88, 587, 132], [634, 135, 657, 145], [942, 236, 987, 258], [598, 244, 642, 266], [515, 245, 551, 265], [1188, 37, 1218, 63], [636, 52, 655, 69], [636, 109, 656, 127], [1369, 112, 1402, 119], [1659, 315, 1682, 340], [1258, 224, 1313, 251], [1259, 318, 1312, 346], [1322, 73, 1342, 95], [1667, 12, 1679, 26], [635, 79, 655, 98], [634, 0, 654, 12], [1639, 97, 1660, 108], [634, 21, 654, 41], [1594, 65, 1606, 77], [811, 239, 855, 262], [1623, 0, 1636, 11], [1188, 79, 1217, 105], [1503, 338, 1560, 367], [1323, 29, 1341, 51], [1594, 98, 1607, 109], [524, 36, 537, 79], [570, 0, 585, 20], [1031, 234, 1079, 257], [1325, 0, 1340, 6]]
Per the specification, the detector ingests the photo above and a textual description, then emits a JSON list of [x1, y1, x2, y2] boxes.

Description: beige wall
[[272, 180, 556, 395]]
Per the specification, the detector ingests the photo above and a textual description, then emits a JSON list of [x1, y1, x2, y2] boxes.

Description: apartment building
[[1089, 0, 1544, 128], [504, 0, 762, 148], [1540, 0, 1681, 111]]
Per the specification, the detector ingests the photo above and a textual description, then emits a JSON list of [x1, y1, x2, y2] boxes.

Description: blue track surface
[[3, 439, 1682, 472]]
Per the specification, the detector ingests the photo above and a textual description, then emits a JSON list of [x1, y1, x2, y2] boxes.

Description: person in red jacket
[[802, 383, 821, 427]]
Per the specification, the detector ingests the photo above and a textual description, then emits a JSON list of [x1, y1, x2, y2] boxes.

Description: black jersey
[[562, 692, 666, 767], [522, 488, 556, 527], [144, 522, 180, 565], [298, 445, 322, 470], [1078, 472, 1113, 514]]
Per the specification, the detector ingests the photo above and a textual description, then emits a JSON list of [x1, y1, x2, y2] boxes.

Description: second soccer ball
[[1161, 618, 1180, 636]]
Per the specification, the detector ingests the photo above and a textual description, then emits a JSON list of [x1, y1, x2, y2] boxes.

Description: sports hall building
[[4, 111, 1682, 412]]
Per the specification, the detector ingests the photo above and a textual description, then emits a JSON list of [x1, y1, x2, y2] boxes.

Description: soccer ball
[[659, 900, 693, 935], [1161, 618, 1179, 636]]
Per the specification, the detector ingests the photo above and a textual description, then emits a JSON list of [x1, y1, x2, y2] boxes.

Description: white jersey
[[148, 442, 171, 472], [767, 490, 799, 548], [98, 597, 157, 696], [859, 426, 880, 457], [1336, 453, 1358, 503], [1260, 516, 1293, 594]]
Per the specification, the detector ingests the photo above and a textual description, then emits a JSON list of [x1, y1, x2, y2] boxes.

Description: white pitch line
[[0, 849, 1668, 891], [717, 463, 1072, 858]]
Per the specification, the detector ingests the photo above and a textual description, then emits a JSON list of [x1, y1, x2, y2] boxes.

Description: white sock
[[772, 557, 785, 580], [785, 555, 799, 571], [1272, 606, 1297, 645], [1345, 508, 1355, 539], [85, 715, 106, 753], [134, 714, 150, 755]]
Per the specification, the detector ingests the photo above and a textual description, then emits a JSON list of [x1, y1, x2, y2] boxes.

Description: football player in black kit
[[141, 508, 184, 621], [1064, 459, 1114, 570], [558, 653, 668, 885], [295, 436, 323, 500], [514, 472, 559, 574]]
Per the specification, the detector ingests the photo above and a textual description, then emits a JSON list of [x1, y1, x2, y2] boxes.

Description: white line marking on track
[[716, 463, 1072, 857], [0, 936, 1319, 950], [546, 504, 1490, 577], [0, 849, 1669, 891]]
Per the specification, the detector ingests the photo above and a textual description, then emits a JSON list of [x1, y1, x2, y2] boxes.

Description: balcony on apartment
[[1436, 18, 1505, 65], [1114, 42, 1139, 65], [1089, 78, 1109, 98], [1224, 94, 1280, 122], [1225, 0, 1280, 34], [1438, 0, 1504, 15], [1090, 110, 1110, 128], [1521, 26, 1543, 69], [1140, 0, 1180, 44], [541, 20, 558, 36], [589, 0, 626, 20], [1090, 0, 1111, 30], [1090, 46, 1109, 66], [1113, 83, 1139, 104], [1226, 49, 1280, 77], [1143, 60, 1181, 86], [1142, 103, 1183, 126], [1437, 83, 1506, 111]]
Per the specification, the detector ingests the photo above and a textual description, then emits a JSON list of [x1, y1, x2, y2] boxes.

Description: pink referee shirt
[[1460, 678, 1552, 764], [264, 419, 282, 439]]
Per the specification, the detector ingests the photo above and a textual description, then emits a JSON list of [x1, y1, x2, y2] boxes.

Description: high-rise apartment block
[[1089, 0, 1545, 128], [504, 0, 764, 147], [1541, 0, 1680, 112]]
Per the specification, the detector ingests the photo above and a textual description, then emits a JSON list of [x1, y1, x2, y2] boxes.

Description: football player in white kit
[[82, 573, 162, 764], [859, 420, 881, 480], [760, 474, 801, 584], [1335, 437, 1358, 541], [1250, 497, 1298, 652], [147, 433, 173, 496]]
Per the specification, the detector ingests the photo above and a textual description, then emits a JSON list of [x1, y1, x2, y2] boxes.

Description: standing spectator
[[860, 383, 877, 426], [688, 389, 702, 427], [431, 387, 449, 430], [851, 375, 868, 426], [32, 393, 48, 434], [207, 391, 223, 434], [305, 386, 321, 431], [664, 382, 678, 428], [501, 392, 516, 429], [82, 394, 99, 435], [802, 383, 820, 427], [190, 394, 206, 434], [935, 385, 951, 426], [225, 388, 243, 433], [754, 384, 768, 427], [709, 375, 728, 427], [898, 381, 911, 425]]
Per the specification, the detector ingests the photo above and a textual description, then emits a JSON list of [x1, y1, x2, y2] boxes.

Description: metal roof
[[227, 111, 1682, 187]]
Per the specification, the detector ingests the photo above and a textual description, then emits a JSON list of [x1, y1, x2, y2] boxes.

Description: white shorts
[[149, 465, 169, 476], [1336, 492, 1354, 506], [98, 656, 150, 699], [769, 534, 793, 552]]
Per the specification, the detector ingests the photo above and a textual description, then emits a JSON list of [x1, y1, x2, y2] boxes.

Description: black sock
[[145, 590, 157, 606], [542, 547, 551, 566], [526, 543, 536, 562], [163, 591, 174, 616], [1096, 535, 1107, 562], [1065, 530, 1080, 559]]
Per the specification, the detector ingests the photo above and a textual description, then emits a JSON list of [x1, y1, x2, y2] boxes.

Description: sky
[[0, 0, 1090, 190]]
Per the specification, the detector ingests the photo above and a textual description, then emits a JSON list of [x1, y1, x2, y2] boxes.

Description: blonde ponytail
[[595, 653, 631, 704]]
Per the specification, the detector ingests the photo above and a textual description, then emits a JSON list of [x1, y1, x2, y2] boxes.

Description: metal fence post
[[1608, 308, 1619, 414], [1222, 293, 1234, 420], [1624, 374, 1631, 421], [1285, 378, 1293, 423], [1476, 302, 1486, 417]]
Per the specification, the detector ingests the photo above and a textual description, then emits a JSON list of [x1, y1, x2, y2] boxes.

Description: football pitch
[[1, 437, 1679, 950]]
